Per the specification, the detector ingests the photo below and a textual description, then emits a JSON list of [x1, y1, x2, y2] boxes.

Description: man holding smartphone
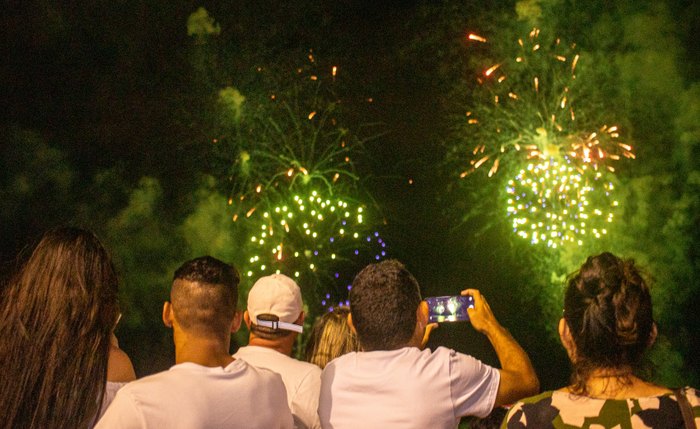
[[318, 259, 539, 429], [234, 274, 322, 429]]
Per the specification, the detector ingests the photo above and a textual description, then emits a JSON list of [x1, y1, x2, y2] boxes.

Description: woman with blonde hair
[[305, 306, 359, 369], [0, 227, 134, 429]]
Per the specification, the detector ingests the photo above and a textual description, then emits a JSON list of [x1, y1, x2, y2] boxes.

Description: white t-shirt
[[318, 346, 500, 429], [91, 381, 128, 427], [234, 345, 322, 429], [95, 359, 293, 429]]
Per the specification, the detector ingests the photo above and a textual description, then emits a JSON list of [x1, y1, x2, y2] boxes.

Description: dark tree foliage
[[0, 0, 697, 385]]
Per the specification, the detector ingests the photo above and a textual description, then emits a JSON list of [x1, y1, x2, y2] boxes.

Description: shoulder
[[680, 386, 700, 405], [513, 391, 556, 405], [292, 357, 322, 376], [268, 350, 322, 377], [325, 350, 358, 367], [676, 387, 700, 421], [504, 391, 559, 427], [241, 360, 286, 384], [505, 392, 557, 414], [433, 345, 484, 366], [320, 352, 349, 381], [97, 370, 187, 429], [241, 363, 289, 400], [441, 346, 497, 381], [276, 352, 320, 371], [232, 345, 252, 358], [105, 380, 130, 396], [108, 345, 137, 382], [277, 356, 321, 392], [295, 360, 322, 389], [116, 368, 173, 394]]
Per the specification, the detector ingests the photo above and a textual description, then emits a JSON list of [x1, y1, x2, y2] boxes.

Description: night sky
[[2, 0, 698, 389]]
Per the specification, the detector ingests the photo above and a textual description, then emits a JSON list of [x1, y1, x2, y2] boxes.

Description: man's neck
[[247, 334, 295, 356], [174, 333, 234, 368]]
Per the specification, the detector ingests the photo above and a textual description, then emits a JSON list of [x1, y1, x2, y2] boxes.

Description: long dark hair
[[563, 252, 654, 395], [0, 228, 120, 429]]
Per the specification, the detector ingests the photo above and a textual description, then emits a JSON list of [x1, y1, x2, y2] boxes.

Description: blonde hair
[[305, 307, 359, 369]]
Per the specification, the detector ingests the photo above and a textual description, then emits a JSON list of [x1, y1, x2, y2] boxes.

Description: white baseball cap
[[247, 274, 303, 333]]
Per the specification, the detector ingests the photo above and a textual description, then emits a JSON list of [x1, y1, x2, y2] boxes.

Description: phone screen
[[425, 295, 475, 323]]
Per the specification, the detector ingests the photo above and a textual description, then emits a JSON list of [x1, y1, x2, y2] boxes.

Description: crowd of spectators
[[0, 228, 697, 428]]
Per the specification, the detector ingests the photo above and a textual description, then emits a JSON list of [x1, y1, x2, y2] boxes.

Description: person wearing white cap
[[234, 274, 322, 429]]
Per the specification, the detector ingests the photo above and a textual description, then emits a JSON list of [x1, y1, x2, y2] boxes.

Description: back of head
[[564, 252, 653, 391], [349, 259, 421, 351], [247, 273, 304, 340], [305, 307, 359, 368], [0, 227, 119, 429], [171, 256, 239, 340]]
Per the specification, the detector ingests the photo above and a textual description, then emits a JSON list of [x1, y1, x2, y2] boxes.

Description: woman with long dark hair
[[503, 252, 699, 428], [0, 227, 134, 429]]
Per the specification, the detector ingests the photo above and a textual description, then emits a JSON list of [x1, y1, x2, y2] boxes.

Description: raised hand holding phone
[[461, 289, 499, 336]]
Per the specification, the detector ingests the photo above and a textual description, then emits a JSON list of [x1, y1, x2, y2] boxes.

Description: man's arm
[[463, 289, 539, 406]]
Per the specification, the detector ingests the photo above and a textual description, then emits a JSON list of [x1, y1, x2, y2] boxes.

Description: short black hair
[[171, 256, 240, 339], [349, 259, 421, 351], [173, 255, 240, 287]]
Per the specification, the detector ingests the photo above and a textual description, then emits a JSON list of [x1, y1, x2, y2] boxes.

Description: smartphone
[[425, 295, 475, 323]]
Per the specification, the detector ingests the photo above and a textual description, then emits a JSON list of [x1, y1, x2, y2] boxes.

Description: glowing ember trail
[[460, 28, 635, 247]]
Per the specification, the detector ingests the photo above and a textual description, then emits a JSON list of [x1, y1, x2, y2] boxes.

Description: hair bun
[[564, 252, 654, 379]]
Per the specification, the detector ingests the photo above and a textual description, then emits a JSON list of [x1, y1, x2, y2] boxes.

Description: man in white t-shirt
[[234, 274, 322, 429], [96, 256, 293, 429], [318, 259, 540, 429]]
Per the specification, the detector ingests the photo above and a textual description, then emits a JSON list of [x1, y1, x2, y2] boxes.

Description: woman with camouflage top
[[503, 252, 699, 428]]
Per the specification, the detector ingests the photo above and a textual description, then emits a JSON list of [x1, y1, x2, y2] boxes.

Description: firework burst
[[460, 28, 634, 247], [219, 56, 360, 220], [244, 188, 387, 309], [505, 158, 619, 248], [212, 53, 387, 308]]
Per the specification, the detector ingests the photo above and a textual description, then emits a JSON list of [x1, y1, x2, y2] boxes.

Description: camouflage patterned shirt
[[502, 387, 700, 428]]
